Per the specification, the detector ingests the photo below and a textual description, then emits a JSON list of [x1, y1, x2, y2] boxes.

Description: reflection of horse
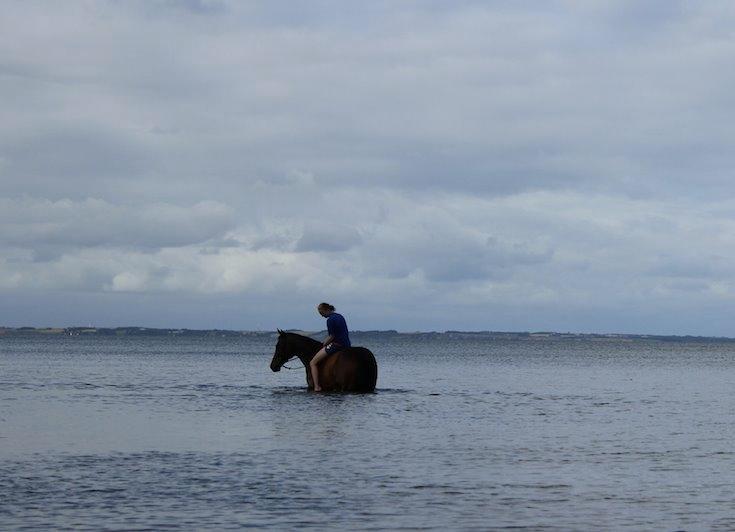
[[270, 330, 378, 392]]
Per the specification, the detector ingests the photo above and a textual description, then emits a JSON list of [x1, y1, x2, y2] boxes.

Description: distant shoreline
[[1, 326, 733, 343]]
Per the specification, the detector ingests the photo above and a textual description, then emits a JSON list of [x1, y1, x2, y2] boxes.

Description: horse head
[[269, 329, 290, 372]]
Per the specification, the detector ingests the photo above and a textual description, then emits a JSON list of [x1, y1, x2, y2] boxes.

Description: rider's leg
[[310, 347, 329, 391]]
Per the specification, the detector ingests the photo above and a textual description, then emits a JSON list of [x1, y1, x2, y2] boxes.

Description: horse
[[269, 329, 378, 392]]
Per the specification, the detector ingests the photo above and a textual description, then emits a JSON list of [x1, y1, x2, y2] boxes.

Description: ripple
[[4, 335, 735, 529]]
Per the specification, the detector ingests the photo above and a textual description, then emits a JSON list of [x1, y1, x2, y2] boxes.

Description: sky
[[2, 0, 735, 335]]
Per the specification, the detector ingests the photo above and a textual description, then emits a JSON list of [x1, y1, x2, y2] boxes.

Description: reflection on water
[[2, 334, 735, 529]]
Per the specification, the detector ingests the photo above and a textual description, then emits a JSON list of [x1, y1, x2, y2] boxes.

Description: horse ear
[[277, 328, 283, 335]]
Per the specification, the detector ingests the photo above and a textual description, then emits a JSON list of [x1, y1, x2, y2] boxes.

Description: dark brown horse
[[269, 330, 377, 392]]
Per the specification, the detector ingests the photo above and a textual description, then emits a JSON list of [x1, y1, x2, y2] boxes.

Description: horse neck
[[289, 335, 321, 364]]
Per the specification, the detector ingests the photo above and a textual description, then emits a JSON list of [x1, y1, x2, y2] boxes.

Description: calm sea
[[2, 333, 735, 530]]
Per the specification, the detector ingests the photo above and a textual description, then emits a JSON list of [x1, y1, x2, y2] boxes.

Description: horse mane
[[282, 331, 322, 347]]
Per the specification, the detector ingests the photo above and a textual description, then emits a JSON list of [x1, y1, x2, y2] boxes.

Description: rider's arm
[[323, 335, 334, 346]]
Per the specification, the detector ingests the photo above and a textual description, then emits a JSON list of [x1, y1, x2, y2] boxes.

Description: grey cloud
[[0, 198, 235, 252], [3, 126, 154, 183], [417, 236, 552, 283], [251, 233, 295, 252], [645, 255, 732, 280], [351, 197, 555, 283], [197, 238, 243, 255], [296, 223, 362, 253], [156, 0, 228, 15], [3, 1, 735, 204], [30, 245, 70, 263], [3, 2, 735, 334], [661, 279, 711, 293]]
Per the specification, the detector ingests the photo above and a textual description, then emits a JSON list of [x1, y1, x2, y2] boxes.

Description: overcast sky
[[2, 1, 735, 334]]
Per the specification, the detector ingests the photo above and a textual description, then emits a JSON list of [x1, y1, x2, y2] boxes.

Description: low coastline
[[1, 326, 733, 343]]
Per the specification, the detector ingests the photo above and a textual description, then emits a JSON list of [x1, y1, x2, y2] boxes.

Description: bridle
[[274, 334, 318, 370]]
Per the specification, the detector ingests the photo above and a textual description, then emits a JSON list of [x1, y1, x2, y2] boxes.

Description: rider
[[311, 302, 351, 392]]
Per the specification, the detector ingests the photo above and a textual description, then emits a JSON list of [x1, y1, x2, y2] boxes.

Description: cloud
[[4, 182, 735, 333], [4, 126, 154, 183], [3, 1, 735, 202], [0, 197, 235, 253], [3, 2, 735, 333], [295, 223, 362, 252]]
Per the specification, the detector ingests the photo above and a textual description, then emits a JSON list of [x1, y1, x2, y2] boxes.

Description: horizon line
[[2, 325, 735, 341]]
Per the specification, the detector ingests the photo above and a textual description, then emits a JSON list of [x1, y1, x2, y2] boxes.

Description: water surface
[[2, 334, 735, 529]]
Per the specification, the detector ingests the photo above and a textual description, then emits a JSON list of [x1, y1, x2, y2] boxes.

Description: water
[[2, 333, 735, 530]]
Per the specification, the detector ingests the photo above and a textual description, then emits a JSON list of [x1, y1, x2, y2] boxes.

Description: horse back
[[324, 346, 377, 392]]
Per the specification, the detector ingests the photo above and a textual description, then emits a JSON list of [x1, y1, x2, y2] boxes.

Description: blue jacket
[[326, 312, 351, 347]]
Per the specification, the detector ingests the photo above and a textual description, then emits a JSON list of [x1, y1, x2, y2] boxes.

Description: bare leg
[[310, 347, 329, 391]]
